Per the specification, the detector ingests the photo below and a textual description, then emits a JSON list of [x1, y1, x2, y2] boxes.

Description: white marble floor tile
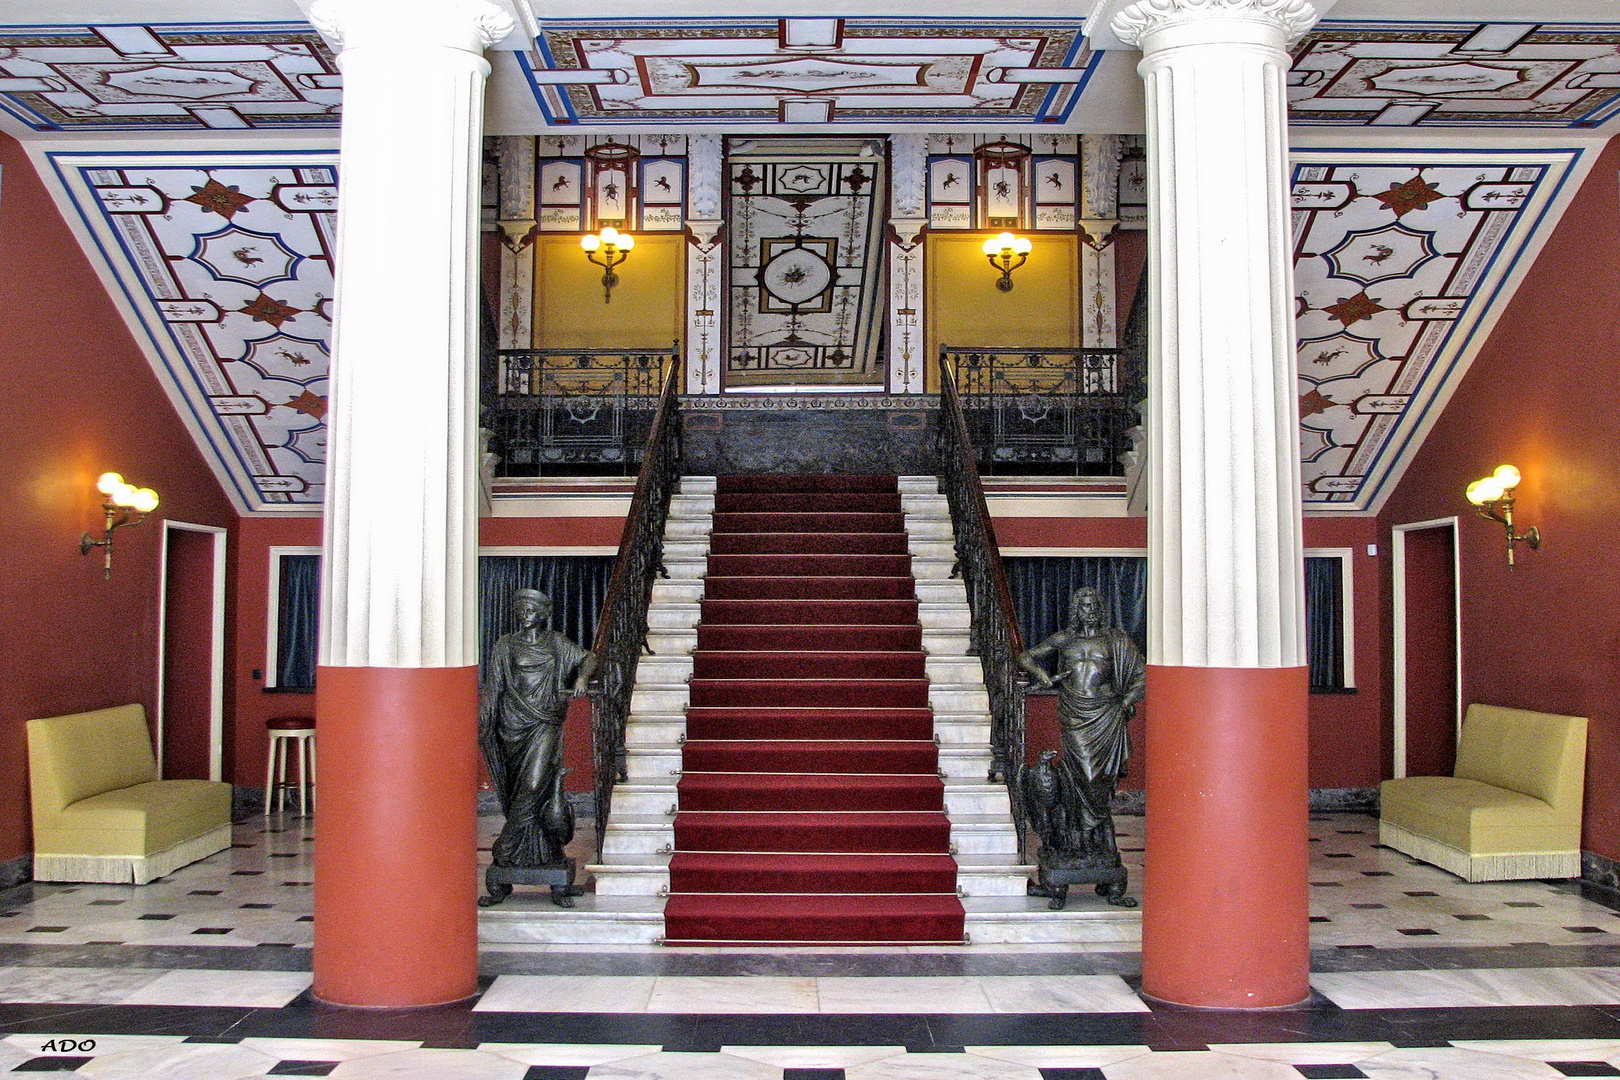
[[719, 1045, 909, 1068], [240, 1038, 422, 1061], [847, 1051, 1042, 1080], [964, 1045, 1152, 1068], [78, 1043, 279, 1080], [478, 1042, 664, 1066], [119, 968, 313, 1008], [647, 975, 820, 1014], [328, 1048, 528, 1079], [978, 975, 1149, 1014], [815, 976, 992, 1013], [1207, 1042, 1398, 1064], [1449, 1039, 1620, 1062], [587, 1050, 785, 1080], [0, 1044, 33, 1072], [3, 1034, 187, 1056], [1314, 967, 1620, 1010], [1356, 1046, 1564, 1079], [474, 975, 657, 1013], [1101, 1050, 1310, 1079], [0, 965, 163, 1004]]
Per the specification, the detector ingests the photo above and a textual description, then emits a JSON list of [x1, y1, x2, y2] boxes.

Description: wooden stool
[[265, 717, 316, 817]]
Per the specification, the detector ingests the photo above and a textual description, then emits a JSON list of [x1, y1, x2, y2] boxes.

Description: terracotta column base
[[313, 665, 479, 1007], [1142, 664, 1310, 1008]]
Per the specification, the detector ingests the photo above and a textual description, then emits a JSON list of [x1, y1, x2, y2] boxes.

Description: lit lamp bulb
[[579, 234, 601, 253], [130, 488, 159, 514], [1492, 464, 1521, 490], [983, 232, 1033, 292], [96, 471, 125, 496]]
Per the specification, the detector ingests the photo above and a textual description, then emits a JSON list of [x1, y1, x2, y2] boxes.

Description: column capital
[[310, 0, 517, 55], [1088, 0, 1320, 52]]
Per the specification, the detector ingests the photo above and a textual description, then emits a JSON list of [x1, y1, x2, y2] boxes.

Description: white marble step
[[963, 897, 1142, 945], [662, 540, 710, 562], [939, 747, 994, 780], [898, 476, 940, 494], [633, 656, 692, 685], [948, 815, 1021, 855], [600, 816, 674, 856], [929, 685, 991, 713], [944, 784, 1012, 817], [629, 684, 689, 714], [668, 493, 715, 515], [921, 630, 971, 656], [910, 558, 955, 581], [917, 602, 971, 630], [479, 895, 665, 945], [647, 604, 701, 631], [650, 579, 706, 605], [934, 716, 992, 746], [665, 518, 717, 540], [607, 784, 681, 817], [915, 580, 968, 605], [902, 494, 950, 517], [909, 539, 955, 560], [680, 476, 718, 494], [905, 518, 955, 540], [624, 746, 683, 779], [623, 717, 686, 748], [587, 858, 670, 897], [664, 558, 708, 580], [645, 630, 698, 657], [926, 656, 985, 684]]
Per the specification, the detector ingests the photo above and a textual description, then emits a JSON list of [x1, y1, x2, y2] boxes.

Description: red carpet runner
[[662, 474, 966, 945]]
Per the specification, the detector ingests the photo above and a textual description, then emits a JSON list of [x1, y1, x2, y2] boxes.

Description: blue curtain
[[274, 554, 616, 691], [477, 555, 616, 686], [275, 554, 321, 691], [1002, 556, 1148, 654], [1305, 556, 1345, 691]]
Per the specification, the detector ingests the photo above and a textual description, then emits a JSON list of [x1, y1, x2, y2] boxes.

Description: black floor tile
[[189, 890, 223, 896], [88, 899, 125, 906], [1454, 914, 1492, 921], [24, 927, 67, 933], [1039, 1070, 1106, 1080], [783, 1070, 845, 1080], [1505, 901, 1543, 908], [1565, 926, 1608, 934], [241, 903, 275, 909], [1397, 928, 1440, 936], [269, 1063, 340, 1077], [1350, 903, 1386, 910], [1310, 916, 1331, 923], [1551, 1064, 1620, 1077], [12, 1057, 93, 1071], [138, 914, 176, 921], [193, 927, 234, 935], [1294, 1066, 1367, 1079], [1404, 891, 1438, 897]]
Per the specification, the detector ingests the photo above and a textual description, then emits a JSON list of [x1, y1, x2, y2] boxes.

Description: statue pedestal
[[1028, 856, 1135, 911], [481, 858, 580, 909]]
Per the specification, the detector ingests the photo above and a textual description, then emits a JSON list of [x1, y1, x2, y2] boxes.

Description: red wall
[[998, 513, 1384, 791], [0, 135, 236, 862], [1379, 136, 1620, 859]]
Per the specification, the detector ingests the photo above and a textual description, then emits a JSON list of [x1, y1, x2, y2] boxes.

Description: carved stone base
[[480, 858, 581, 908], [1027, 856, 1136, 911]]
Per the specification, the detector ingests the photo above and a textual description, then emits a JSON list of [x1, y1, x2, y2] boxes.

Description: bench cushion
[[27, 705, 159, 818], [1380, 775, 1571, 855], [39, 780, 232, 858]]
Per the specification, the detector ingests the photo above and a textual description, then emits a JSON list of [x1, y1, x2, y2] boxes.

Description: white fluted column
[[309, 0, 512, 1008], [1087, 0, 1319, 1009]]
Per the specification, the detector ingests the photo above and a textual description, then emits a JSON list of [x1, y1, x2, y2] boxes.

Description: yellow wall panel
[[532, 233, 684, 351], [926, 232, 1080, 390]]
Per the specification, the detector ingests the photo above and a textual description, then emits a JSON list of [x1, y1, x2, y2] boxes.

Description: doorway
[[158, 522, 227, 781], [1392, 518, 1461, 779]]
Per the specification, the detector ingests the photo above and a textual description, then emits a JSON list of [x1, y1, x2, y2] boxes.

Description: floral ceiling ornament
[[1372, 174, 1446, 217], [184, 178, 256, 220]]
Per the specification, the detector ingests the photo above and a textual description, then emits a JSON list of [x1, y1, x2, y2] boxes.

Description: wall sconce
[[1465, 464, 1540, 570], [80, 472, 159, 579], [982, 232, 1033, 292], [580, 226, 634, 303]]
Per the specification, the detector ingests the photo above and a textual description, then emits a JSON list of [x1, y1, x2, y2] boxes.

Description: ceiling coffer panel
[[523, 18, 1096, 126]]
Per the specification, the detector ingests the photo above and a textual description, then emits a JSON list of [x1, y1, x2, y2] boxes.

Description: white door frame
[[156, 521, 228, 781], [1391, 516, 1462, 779]]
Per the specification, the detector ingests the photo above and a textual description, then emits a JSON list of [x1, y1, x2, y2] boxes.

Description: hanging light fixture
[[982, 232, 1033, 292], [79, 471, 159, 579], [1465, 463, 1540, 570], [580, 226, 635, 303]]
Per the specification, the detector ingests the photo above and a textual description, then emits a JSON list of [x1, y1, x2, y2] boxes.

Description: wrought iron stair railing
[[937, 357, 1030, 859], [587, 356, 682, 858], [482, 344, 679, 477]]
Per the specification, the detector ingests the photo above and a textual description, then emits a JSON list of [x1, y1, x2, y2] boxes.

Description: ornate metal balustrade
[[586, 357, 682, 858], [482, 345, 678, 476], [941, 345, 1144, 476], [938, 358, 1030, 859]]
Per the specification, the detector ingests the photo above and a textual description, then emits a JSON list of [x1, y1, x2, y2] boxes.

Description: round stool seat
[[267, 716, 314, 732]]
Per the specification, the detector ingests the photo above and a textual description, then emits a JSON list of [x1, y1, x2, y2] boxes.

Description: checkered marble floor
[[4, 813, 1620, 1077], [1, 813, 1613, 953]]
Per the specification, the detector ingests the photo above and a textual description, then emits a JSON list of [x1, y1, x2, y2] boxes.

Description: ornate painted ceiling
[[4, 3, 1617, 514]]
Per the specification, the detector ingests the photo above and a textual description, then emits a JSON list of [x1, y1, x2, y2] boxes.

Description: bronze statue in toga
[[478, 588, 597, 906], [1016, 586, 1145, 908]]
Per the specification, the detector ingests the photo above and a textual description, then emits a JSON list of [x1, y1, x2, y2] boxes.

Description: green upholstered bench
[[1379, 704, 1587, 883], [27, 704, 233, 884]]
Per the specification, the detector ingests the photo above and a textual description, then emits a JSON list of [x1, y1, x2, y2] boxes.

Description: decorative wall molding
[[521, 17, 1098, 126], [42, 149, 339, 512], [1291, 146, 1594, 512], [1108, 0, 1321, 48], [1291, 22, 1620, 129], [0, 23, 340, 131]]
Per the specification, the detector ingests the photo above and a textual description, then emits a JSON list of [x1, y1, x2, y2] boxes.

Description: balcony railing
[[940, 342, 1145, 476], [482, 345, 678, 477]]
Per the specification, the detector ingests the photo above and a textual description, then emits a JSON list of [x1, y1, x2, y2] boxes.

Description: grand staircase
[[480, 472, 1139, 946]]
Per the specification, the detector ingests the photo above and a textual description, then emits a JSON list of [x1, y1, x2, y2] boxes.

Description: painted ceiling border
[[28, 138, 339, 516], [1289, 138, 1600, 516]]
